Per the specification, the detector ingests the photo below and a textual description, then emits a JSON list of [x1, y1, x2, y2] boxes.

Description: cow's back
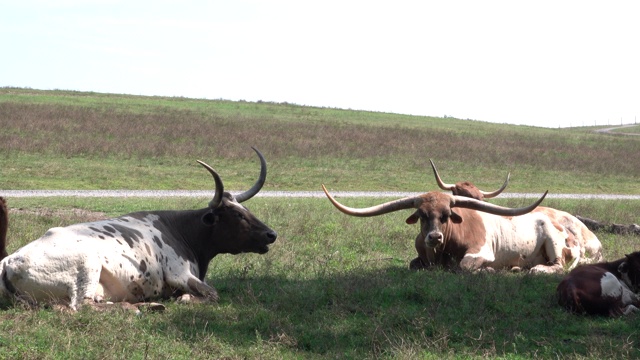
[[557, 265, 631, 316], [473, 212, 566, 269], [1, 214, 198, 306]]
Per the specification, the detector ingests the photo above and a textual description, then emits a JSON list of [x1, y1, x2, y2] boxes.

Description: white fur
[[600, 271, 640, 314], [461, 212, 568, 273], [0, 214, 203, 309]]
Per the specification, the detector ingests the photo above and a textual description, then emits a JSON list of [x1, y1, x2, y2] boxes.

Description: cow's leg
[[167, 275, 219, 303], [71, 259, 103, 310], [411, 233, 433, 270], [186, 277, 219, 301], [459, 255, 490, 271], [411, 232, 449, 270], [531, 220, 567, 274]]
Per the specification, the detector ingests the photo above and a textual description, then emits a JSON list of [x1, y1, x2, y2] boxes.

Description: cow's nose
[[427, 232, 443, 246], [266, 230, 277, 243]]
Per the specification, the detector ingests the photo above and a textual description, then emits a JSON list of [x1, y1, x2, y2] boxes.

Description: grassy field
[[1, 88, 640, 359], [2, 87, 640, 194]]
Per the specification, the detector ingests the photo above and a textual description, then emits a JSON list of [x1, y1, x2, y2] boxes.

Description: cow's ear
[[450, 210, 463, 224], [201, 211, 217, 226], [618, 261, 629, 274], [406, 213, 419, 224]]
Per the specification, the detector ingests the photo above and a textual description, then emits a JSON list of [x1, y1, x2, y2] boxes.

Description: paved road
[[1, 190, 639, 200], [594, 124, 640, 136]]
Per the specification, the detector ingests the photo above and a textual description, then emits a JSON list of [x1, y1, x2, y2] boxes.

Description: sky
[[1, 1, 638, 128]]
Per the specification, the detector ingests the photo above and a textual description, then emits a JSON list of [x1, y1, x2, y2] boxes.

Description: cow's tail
[[0, 197, 8, 262], [559, 225, 581, 271]]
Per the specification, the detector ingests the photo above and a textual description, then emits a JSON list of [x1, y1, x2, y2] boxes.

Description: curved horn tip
[[429, 159, 456, 190], [234, 147, 267, 203]]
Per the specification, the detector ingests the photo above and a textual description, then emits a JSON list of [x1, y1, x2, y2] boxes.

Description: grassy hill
[[2, 87, 639, 194], [1, 88, 639, 359]]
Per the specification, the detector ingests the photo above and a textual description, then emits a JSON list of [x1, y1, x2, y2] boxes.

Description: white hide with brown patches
[[457, 212, 568, 273]]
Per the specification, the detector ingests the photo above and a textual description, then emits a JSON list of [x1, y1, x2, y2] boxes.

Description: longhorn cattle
[[0, 148, 277, 310], [322, 185, 569, 273], [556, 252, 640, 316], [430, 159, 603, 268]]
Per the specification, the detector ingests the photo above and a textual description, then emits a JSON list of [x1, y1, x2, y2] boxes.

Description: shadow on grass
[[148, 266, 640, 358]]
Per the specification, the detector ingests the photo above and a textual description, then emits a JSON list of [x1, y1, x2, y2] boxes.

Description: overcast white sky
[[1, 1, 638, 128]]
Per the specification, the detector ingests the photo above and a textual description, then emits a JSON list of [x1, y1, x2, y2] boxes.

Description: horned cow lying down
[[556, 252, 640, 316], [322, 185, 569, 273], [428, 159, 603, 270], [0, 148, 277, 311]]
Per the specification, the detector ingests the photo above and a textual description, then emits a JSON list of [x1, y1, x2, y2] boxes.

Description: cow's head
[[618, 251, 640, 292], [322, 185, 547, 248], [197, 147, 277, 255], [429, 159, 510, 201]]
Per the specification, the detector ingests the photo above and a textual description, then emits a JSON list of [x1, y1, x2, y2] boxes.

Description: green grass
[[2, 87, 640, 193], [1, 88, 640, 359], [1, 197, 640, 359]]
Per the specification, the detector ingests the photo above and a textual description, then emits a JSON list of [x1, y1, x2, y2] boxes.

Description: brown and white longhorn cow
[[430, 159, 603, 268], [556, 252, 640, 316], [322, 185, 568, 273], [0, 148, 277, 310]]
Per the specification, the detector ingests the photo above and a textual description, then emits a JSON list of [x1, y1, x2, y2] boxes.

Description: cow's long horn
[[479, 172, 511, 199], [429, 159, 456, 191], [197, 160, 224, 209], [235, 147, 267, 203], [430, 159, 510, 199], [322, 184, 422, 217], [451, 191, 548, 216]]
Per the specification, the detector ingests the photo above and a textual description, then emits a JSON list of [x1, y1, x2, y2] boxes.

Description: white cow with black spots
[[0, 148, 277, 310]]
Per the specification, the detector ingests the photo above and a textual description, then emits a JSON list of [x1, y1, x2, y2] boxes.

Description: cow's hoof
[[176, 294, 209, 304], [134, 302, 166, 312], [409, 257, 428, 271], [530, 264, 563, 274]]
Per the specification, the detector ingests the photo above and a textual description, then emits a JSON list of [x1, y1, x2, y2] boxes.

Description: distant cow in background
[[556, 252, 640, 316], [429, 160, 603, 269], [429, 159, 510, 201], [0, 148, 277, 310]]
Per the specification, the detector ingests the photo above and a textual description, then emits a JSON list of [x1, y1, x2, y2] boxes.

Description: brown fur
[[0, 197, 8, 261], [557, 252, 640, 316], [407, 193, 488, 270]]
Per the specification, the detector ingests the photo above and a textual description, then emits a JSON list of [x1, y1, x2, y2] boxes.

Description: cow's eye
[[441, 215, 449, 223]]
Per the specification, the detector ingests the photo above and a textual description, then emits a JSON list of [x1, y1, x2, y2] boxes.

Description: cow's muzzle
[[426, 231, 444, 248]]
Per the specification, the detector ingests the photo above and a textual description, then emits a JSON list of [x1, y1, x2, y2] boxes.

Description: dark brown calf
[[556, 252, 640, 316]]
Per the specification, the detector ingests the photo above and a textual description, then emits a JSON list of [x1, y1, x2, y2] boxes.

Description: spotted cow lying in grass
[[0, 148, 277, 311]]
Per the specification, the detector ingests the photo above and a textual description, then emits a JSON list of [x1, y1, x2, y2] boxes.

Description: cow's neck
[[148, 208, 219, 278]]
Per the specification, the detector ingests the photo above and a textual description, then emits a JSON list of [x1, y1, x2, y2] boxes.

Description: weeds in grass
[[1, 89, 640, 193]]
